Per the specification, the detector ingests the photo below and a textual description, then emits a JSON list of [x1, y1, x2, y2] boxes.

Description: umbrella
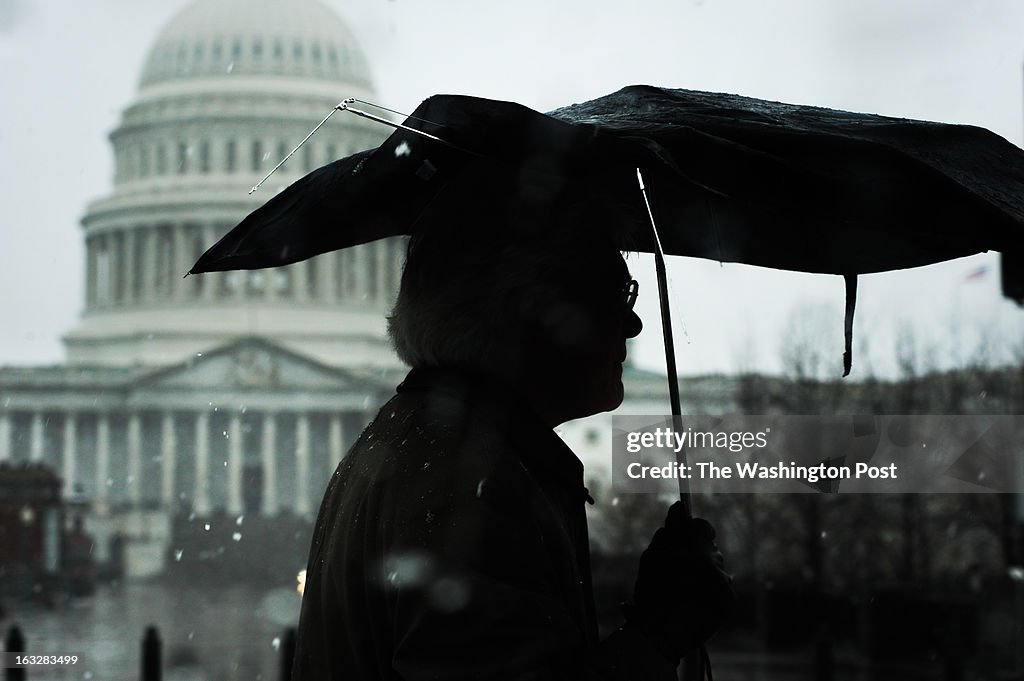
[[189, 84, 1024, 502], [190, 85, 1024, 274]]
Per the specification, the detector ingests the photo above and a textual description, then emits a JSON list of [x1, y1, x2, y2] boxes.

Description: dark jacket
[[292, 368, 674, 681]]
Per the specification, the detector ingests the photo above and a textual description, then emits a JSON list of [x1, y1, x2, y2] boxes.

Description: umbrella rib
[[338, 99, 479, 157], [248, 98, 478, 196], [249, 106, 342, 194]]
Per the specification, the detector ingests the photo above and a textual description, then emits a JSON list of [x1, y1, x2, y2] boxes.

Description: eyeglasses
[[623, 279, 639, 310]]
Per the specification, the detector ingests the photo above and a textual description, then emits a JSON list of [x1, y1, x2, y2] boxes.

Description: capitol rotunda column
[[62, 412, 77, 498]]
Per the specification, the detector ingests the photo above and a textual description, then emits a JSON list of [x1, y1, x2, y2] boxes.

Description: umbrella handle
[[635, 169, 691, 517]]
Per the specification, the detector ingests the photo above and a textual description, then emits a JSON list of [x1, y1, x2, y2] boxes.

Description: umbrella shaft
[[636, 169, 691, 515]]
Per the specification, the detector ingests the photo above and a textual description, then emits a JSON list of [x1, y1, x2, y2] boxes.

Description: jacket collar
[[397, 366, 586, 489]]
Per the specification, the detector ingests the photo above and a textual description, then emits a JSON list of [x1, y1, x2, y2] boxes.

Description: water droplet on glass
[[174, 549, 184, 561], [272, 637, 281, 651], [394, 141, 411, 158], [232, 532, 242, 541], [204, 523, 211, 531], [236, 515, 244, 525], [226, 62, 235, 73], [188, 631, 195, 640]]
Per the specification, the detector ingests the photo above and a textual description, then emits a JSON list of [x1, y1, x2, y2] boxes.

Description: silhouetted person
[[292, 181, 733, 680]]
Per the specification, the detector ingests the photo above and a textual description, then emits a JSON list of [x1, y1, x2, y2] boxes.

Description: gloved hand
[[625, 502, 735, 665]]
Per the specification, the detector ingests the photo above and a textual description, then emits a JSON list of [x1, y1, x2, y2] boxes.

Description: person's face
[[532, 253, 643, 424]]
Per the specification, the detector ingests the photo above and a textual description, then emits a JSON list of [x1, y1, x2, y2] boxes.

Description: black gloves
[[626, 502, 735, 665]]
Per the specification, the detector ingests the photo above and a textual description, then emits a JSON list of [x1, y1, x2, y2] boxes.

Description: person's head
[[387, 173, 642, 425]]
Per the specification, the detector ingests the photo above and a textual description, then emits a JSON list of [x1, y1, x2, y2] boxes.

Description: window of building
[[232, 38, 243, 59], [225, 139, 236, 173], [252, 39, 263, 59], [177, 142, 188, 174], [334, 250, 344, 298], [220, 271, 239, 296], [140, 145, 150, 178], [251, 140, 263, 172], [326, 143, 337, 163], [275, 268, 293, 297], [192, 233, 207, 297], [343, 248, 356, 296], [276, 140, 289, 172], [293, 41, 304, 61], [302, 144, 313, 173], [156, 145, 167, 175], [199, 141, 210, 173], [247, 271, 265, 297], [307, 259, 318, 298]]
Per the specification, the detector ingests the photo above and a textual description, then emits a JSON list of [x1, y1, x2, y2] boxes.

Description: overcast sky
[[1, 0, 1022, 378]]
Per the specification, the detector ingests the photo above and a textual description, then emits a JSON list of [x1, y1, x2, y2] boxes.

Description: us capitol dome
[[0, 0, 673, 580], [65, 0, 398, 369]]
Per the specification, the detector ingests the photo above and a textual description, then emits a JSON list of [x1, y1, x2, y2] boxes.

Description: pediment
[[137, 338, 380, 393]]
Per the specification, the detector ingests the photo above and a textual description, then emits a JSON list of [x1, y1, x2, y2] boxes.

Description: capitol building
[[0, 0, 678, 578]]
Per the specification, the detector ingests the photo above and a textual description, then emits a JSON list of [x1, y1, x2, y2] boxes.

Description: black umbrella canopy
[[189, 84, 1024, 277]]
